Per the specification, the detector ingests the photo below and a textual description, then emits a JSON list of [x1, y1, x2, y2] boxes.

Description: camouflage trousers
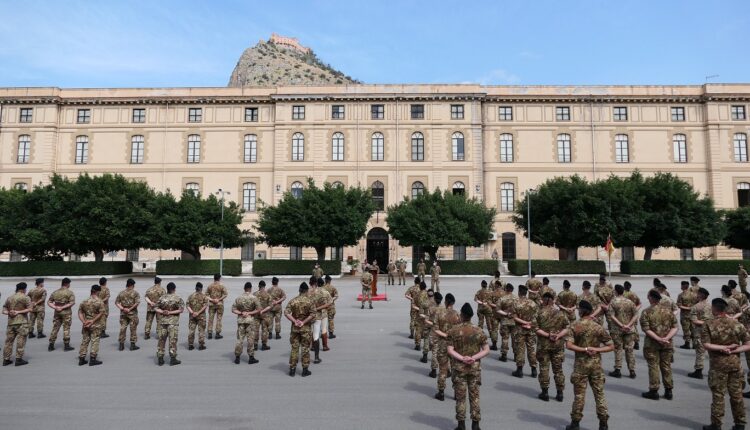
[[79, 325, 102, 358], [680, 316, 692, 344], [118, 313, 139, 344], [102, 306, 109, 333], [327, 307, 336, 333], [514, 328, 537, 368], [387, 273, 395, 284], [235, 322, 258, 357], [361, 288, 372, 305], [454, 366, 482, 422], [207, 304, 224, 335], [740, 281, 748, 295], [3, 324, 28, 360], [49, 312, 72, 343], [500, 324, 516, 355], [188, 315, 206, 347], [398, 272, 405, 285], [431, 277, 440, 292], [611, 330, 636, 371], [157, 324, 179, 358], [537, 347, 565, 391], [144, 310, 159, 336], [255, 315, 272, 345], [29, 309, 45, 334], [643, 347, 673, 390], [429, 334, 438, 370], [570, 367, 608, 422], [422, 326, 431, 352], [708, 368, 746, 427], [692, 327, 705, 370], [270, 309, 283, 335], [414, 320, 426, 347], [436, 340, 452, 391], [410, 309, 419, 337], [289, 327, 312, 369], [477, 309, 491, 331]]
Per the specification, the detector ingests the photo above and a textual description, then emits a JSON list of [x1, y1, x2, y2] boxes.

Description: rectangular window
[[452, 133, 465, 161], [556, 106, 570, 121], [621, 246, 635, 261], [187, 135, 201, 163], [557, 135, 572, 163], [244, 135, 257, 163], [501, 233, 516, 261], [330, 246, 344, 261], [290, 246, 302, 261], [734, 134, 748, 162], [615, 135, 629, 163], [245, 107, 259, 122], [126, 249, 139, 262], [130, 136, 144, 164], [500, 134, 514, 163], [332, 105, 345, 119], [75, 136, 89, 164], [292, 105, 305, 120], [132, 108, 146, 123], [743, 249, 750, 260], [613, 106, 628, 121], [77, 109, 91, 124], [188, 108, 202, 123], [371, 104, 384, 120], [498, 106, 513, 121], [453, 246, 466, 261], [19, 108, 33, 123], [731, 105, 746, 121], [17, 136, 31, 164], [241, 237, 255, 261], [671, 106, 685, 121], [673, 135, 688, 163], [410, 104, 424, 119], [451, 104, 464, 120], [679, 248, 694, 261]]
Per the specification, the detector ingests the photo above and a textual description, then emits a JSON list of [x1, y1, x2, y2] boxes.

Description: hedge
[[156, 259, 242, 276], [508, 260, 607, 276], [620, 260, 750, 275], [0, 261, 133, 276], [252, 260, 341, 276], [411, 260, 498, 275]]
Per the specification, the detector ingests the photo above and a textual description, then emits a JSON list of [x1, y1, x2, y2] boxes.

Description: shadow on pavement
[[269, 361, 290, 374], [495, 380, 539, 398], [409, 411, 455, 429], [635, 408, 703, 429], [404, 381, 435, 397], [604, 382, 642, 396], [403, 364, 431, 376], [517, 408, 570, 430]]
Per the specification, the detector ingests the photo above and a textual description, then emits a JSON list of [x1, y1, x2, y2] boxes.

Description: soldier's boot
[[633, 341, 639, 350], [188, 345, 195, 351], [289, 367, 296, 377], [538, 388, 549, 401], [701, 425, 721, 430], [732, 425, 746, 430], [329, 332, 336, 339], [598, 419, 608, 430], [454, 421, 466, 430], [555, 390, 564, 402], [88, 356, 102, 366], [2, 359, 12, 366], [498, 353, 507, 362], [261, 344, 271, 351], [248, 356, 259, 364], [322, 334, 329, 351], [490, 341, 498, 351], [64, 343, 74, 352], [254, 343, 259, 351], [565, 421, 580, 430], [429, 368, 437, 378], [361, 303, 365, 310], [169, 356, 181, 366], [130, 343, 139, 351], [119, 343, 125, 351], [679, 341, 691, 349], [369, 303, 373, 310], [435, 390, 445, 401], [609, 368, 622, 378], [420, 353, 428, 363], [629, 370, 637, 379], [414, 344, 421, 351], [744, 391, 750, 398], [471, 421, 480, 430], [157, 357, 165, 366], [663, 388, 673, 400], [234, 355, 240, 364], [641, 389, 659, 400], [144, 332, 150, 340], [37, 333, 46, 339], [313, 341, 322, 364], [409, 329, 414, 339], [215, 333, 223, 340], [78, 357, 87, 366], [447, 369, 452, 378], [530, 367, 537, 378], [301, 367, 311, 377], [511, 367, 523, 378], [687, 368, 704, 379], [29, 332, 36, 338], [275, 333, 281, 340], [48, 343, 55, 351], [198, 344, 206, 351], [208, 333, 213, 339]]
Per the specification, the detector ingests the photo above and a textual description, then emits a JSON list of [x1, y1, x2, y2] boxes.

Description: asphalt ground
[[0, 275, 744, 430]]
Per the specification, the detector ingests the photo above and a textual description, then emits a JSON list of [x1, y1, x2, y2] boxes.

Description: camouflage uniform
[[312, 266, 324, 279], [739, 266, 748, 294], [27, 285, 46, 335], [623, 290, 642, 346], [323, 282, 339, 334], [740, 306, 750, 385], [310, 286, 332, 341], [99, 284, 111, 334], [428, 304, 443, 371], [609, 296, 637, 373], [690, 299, 712, 371], [115, 288, 140, 344], [497, 292, 517, 357], [78, 296, 106, 359], [474, 286, 493, 331], [640, 302, 677, 391], [156, 293, 184, 359], [676, 288, 696, 344], [233, 293, 260, 358], [268, 285, 287, 336], [578, 292, 602, 326], [286, 293, 315, 370], [417, 262, 427, 278], [387, 262, 396, 285], [535, 304, 569, 392], [488, 286, 504, 346], [186, 290, 208, 347], [569, 318, 612, 423], [430, 265, 441, 292], [144, 284, 165, 338], [526, 278, 543, 306], [512, 296, 538, 369], [595, 283, 614, 330], [418, 291, 433, 352], [3, 292, 30, 360], [48, 287, 75, 345], [361, 271, 373, 306], [702, 315, 749, 428], [448, 321, 488, 423], [436, 308, 460, 392], [397, 261, 406, 285], [254, 289, 273, 346], [555, 289, 578, 323], [406, 284, 421, 337], [206, 281, 228, 336]]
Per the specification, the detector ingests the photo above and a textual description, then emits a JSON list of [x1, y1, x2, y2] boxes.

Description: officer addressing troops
[[323, 275, 339, 338], [27, 278, 47, 339], [397, 258, 407, 285], [186, 282, 208, 350], [3, 282, 31, 366], [115, 278, 140, 351], [285, 282, 315, 377], [361, 265, 374, 310], [155, 282, 185, 366], [640, 289, 678, 400], [738, 264, 748, 295], [268, 277, 287, 339], [535, 291, 570, 402], [144, 276, 165, 340], [417, 258, 427, 279], [312, 262, 324, 279], [608, 284, 638, 379], [78, 284, 106, 366], [433, 293, 460, 401], [232, 282, 262, 364], [98, 277, 111, 338], [47, 277, 75, 352], [206, 274, 228, 339]]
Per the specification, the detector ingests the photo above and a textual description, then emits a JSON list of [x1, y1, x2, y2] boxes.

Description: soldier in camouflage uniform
[[144, 276, 165, 340], [729, 280, 748, 310], [639, 289, 678, 400], [540, 277, 556, 301], [3, 282, 31, 366], [526, 271, 543, 306], [556, 280, 578, 323], [511, 284, 538, 378], [495, 283, 517, 362], [285, 282, 315, 377], [677, 280, 697, 349], [268, 277, 287, 339], [27, 278, 47, 338], [186, 282, 208, 350], [721, 285, 742, 317], [405, 278, 422, 339], [412, 282, 428, 350], [594, 275, 614, 330], [47, 277, 76, 352], [312, 263, 324, 279], [739, 264, 748, 295], [155, 282, 185, 366], [474, 280, 495, 346], [434, 293, 460, 401], [578, 281, 603, 326], [361, 267, 374, 309], [425, 292, 444, 377], [701, 298, 750, 430], [323, 275, 339, 338], [206, 274, 228, 339], [430, 261, 442, 292], [689, 288, 712, 379], [535, 291, 570, 402], [77, 284, 106, 366], [418, 289, 437, 363], [397, 259, 407, 285], [417, 259, 427, 279], [232, 282, 262, 364], [254, 280, 274, 351], [309, 277, 332, 362], [115, 278, 140, 351], [607, 285, 638, 379], [623, 281, 642, 350], [565, 300, 614, 430], [97, 277, 111, 338], [387, 260, 397, 285]]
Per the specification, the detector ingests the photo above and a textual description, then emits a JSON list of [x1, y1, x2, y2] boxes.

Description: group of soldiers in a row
[[382, 258, 443, 290], [404, 266, 750, 430]]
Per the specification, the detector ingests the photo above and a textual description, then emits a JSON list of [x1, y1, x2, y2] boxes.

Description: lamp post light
[[215, 188, 230, 277]]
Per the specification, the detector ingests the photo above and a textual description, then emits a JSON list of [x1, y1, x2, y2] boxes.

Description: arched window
[[371, 132, 384, 161], [17, 135, 30, 164], [75, 135, 89, 164], [557, 134, 571, 163], [411, 132, 424, 161], [738, 182, 750, 207], [499, 133, 513, 163], [452, 181, 465, 196], [242, 182, 257, 212], [291, 181, 304, 198], [734, 133, 748, 162], [673, 134, 688, 163], [331, 132, 344, 161], [130, 135, 144, 164], [331, 181, 344, 188], [500, 182, 515, 211], [185, 182, 200, 196], [451, 132, 465, 161], [411, 181, 425, 199], [187, 134, 200, 163], [371, 181, 385, 211], [292, 132, 304, 161], [14, 182, 28, 192], [244, 134, 257, 163], [615, 134, 629, 163]]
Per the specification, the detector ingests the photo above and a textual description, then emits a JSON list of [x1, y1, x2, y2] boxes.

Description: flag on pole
[[604, 234, 615, 256]]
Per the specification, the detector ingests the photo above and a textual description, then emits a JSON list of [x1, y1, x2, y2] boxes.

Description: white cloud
[[475, 68, 521, 85]]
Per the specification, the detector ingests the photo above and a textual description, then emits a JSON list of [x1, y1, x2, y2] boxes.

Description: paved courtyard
[[0, 274, 742, 429]]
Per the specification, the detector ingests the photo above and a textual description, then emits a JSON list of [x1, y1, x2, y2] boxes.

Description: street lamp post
[[215, 188, 230, 277], [526, 188, 534, 280]]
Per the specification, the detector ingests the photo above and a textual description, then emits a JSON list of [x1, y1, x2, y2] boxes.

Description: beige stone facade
[[1, 84, 749, 267]]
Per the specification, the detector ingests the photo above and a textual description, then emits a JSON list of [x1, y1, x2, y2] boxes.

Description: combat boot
[[420, 353, 428, 363], [169, 357, 181, 366], [88, 356, 102, 366], [261, 344, 271, 351], [633, 340, 639, 350], [144, 332, 150, 340], [744, 391, 750, 398], [599, 419, 608, 430], [361, 303, 364, 310], [289, 367, 296, 377], [511, 367, 523, 378], [329, 332, 336, 339], [454, 421, 466, 430], [429, 368, 437, 378], [629, 370, 637, 379], [538, 388, 549, 401], [198, 344, 206, 351], [409, 330, 414, 339], [679, 341, 691, 349], [37, 332, 46, 339], [608, 368, 622, 378], [565, 421, 580, 430], [78, 357, 87, 366], [188, 345, 195, 351], [498, 353, 507, 362], [64, 343, 74, 352], [248, 356, 259, 364], [688, 368, 704, 379], [234, 355, 240, 364], [48, 343, 55, 351], [555, 390, 564, 402], [101, 332, 109, 338], [208, 333, 213, 339], [414, 344, 421, 351], [157, 357, 165, 366], [435, 390, 445, 401], [732, 425, 746, 430], [322, 334, 329, 351], [490, 341, 498, 351], [313, 341, 322, 364], [641, 389, 659, 400], [301, 367, 311, 377], [530, 367, 537, 378], [215, 334, 223, 340], [29, 332, 36, 338], [2, 359, 12, 366], [275, 333, 281, 340], [664, 388, 673, 400], [471, 421, 481, 430], [119, 343, 125, 351], [130, 343, 139, 351], [253, 343, 259, 351], [369, 304, 373, 309]]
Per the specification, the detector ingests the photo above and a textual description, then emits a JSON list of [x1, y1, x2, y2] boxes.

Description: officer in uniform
[[254, 280, 274, 351], [433, 293, 460, 401], [144, 276, 165, 340], [430, 261, 442, 292], [206, 274, 228, 339], [397, 259, 407, 285], [186, 282, 208, 350], [640, 290, 678, 400], [27, 278, 47, 338], [98, 277, 111, 338], [511, 284, 538, 378], [608, 285, 638, 379], [555, 280, 578, 323], [387, 260, 397, 285], [47, 278, 76, 352], [535, 291, 570, 402], [677, 280, 697, 349], [417, 259, 427, 279], [474, 280, 493, 333], [689, 288, 711, 379], [77, 284, 105, 366], [496, 283, 517, 362], [361, 266, 374, 310], [155, 282, 185, 366], [312, 263, 324, 279], [285, 282, 315, 377], [268, 277, 287, 339], [115, 278, 140, 351], [323, 275, 339, 338], [405, 278, 422, 339], [2, 282, 31, 366], [232, 282, 261, 365]]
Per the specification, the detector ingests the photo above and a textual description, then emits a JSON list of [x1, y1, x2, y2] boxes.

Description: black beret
[[460, 303, 474, 318], [578, 300, 593, 312]]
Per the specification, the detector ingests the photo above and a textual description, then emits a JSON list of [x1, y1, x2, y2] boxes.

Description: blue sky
[[0, 0, 748, 88]]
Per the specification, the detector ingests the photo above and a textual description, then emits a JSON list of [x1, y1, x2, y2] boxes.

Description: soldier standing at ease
[[254, 280, 274, 350], [3, 282, 31, 366], [677, 280, 697, 349], [526, 271, 543, 306], [511, 285, 538, 378], [312, 262, 324, 279], [419, 289, 436, 363], [417, 259, 427, 279], [739, 264, 749, 295], [361, 266, 374, 310], [186, 282, 208, 350], [496, 284, 517, 362], [144, 276, 165, 340], [556, 280, 578, 323], [387, 260, 397, 285], [474, 280, 493, 333], [323, 275, 339, 338], [97, 277, 111, 338], [701, 298, 750, 430], [206, 274, 228, 339], [689, 288, 712, 379], [232, 282, 261, 365], [447, 303, 490, 430], [155, 282, 184, 366], [412, 282, 429, 350], [425, 292, 444, 377], [77, 284, 106, 366], [640, 290, 678, 400], [397, 259, 407, 285], [623, 281, 642, 350], [268, 277, 287, 340], [430, 261, 442, 292], [285, 282, 315, 377], [115, 278, 140, 351], [47, 277, 76, 352], [565, 300, 614, 430], [433, 293, 460, 401], [27, 278, 47, 338], [594, 275, 615, 330], [535, 291, 570, 402], [608, 285, 638, 379], [405, 278, 422, 339], [578, 281, 603, 326]]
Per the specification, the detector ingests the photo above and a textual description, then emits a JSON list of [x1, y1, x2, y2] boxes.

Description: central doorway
[[366, 227, 389, 273]]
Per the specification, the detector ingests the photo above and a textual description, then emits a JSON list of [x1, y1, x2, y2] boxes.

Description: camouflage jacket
[[186, 292, 208, 317], [570, 318, 612, 373], [268, 286, 286, 312], [535, 305, 569, 350], [310, 288, 332, 320], [702, 315, 750, 372], [232, 293, 261, 324], [609, 296, 637, 332], [254, 290, 273, 313], [361, 272, 373, 289], [285, 294, 315, 332], [207, 282, 228, 305], [436, 308, 461, 343], [640, 304, 678, 350], [156, 293, 184, 326], [555, 289, 578, 310], [430, 266, 441, 278], [27, 286, 47, 311], [312, 267, 324, 279], [690, 300, 712, 331], [49, 288, 75, 315], [623, 290, 641, 308], [595, 283, 614, 306], [513, 297, 538, 330], [474, 288, 492, 313], [323, 283, 338, 311], [540, 285, 557, 301], [447, 322, 488, 373], [115, 289, 140, 314], [79, 296, 106, 329], [99, 285, 110, 306], [497, 294, 517, 326], [145, 285, 166, 311], [677, 290, 697, 317], [4, 292, 31, 325]]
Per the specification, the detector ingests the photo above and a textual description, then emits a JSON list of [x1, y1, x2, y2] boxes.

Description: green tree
[[723, 207, 750, 251], [255, 179, 375, 261], [0, 187, 65, 259], [386, 189, 495, 261]]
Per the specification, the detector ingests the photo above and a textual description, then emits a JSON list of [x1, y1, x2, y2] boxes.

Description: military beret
[[91, 284, 102, 292], [712, 298, 728, 310], [563, 280, 571, 288], [582, 281, 591, 288], [698, 287, 709, 297], [460, 303, 474, 318], [35, 278, 44, 285], [16, 282, 27, 291], [518, 285, 528, 294], [690, 276, 700, 282], [166, 282, 176, 291], [154, 276, 162, 284], [542, 292, 554, 300], [299, 282, 309, 293], [258, 280, 266, 288], [244, 282, 253, 290], [578, 300, 593, 312], [195, 282, 203, 290], [62, 278, 71, 285], [126, 278, 136, 286]]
